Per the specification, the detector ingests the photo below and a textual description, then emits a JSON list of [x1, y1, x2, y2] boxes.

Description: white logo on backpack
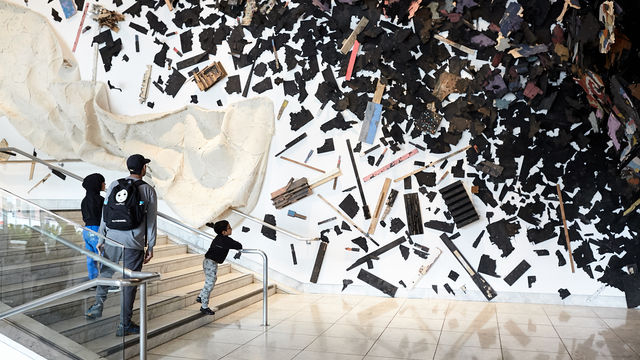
[[115, 189, 128, 203]]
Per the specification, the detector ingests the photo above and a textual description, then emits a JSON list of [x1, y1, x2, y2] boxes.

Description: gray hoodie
[[98, 176, 157, 251]]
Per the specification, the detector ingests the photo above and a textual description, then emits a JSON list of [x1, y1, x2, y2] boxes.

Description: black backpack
[[103, 179, 146, 230]]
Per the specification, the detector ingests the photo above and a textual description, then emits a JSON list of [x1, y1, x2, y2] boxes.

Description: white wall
[[0, 0, 627, 307]]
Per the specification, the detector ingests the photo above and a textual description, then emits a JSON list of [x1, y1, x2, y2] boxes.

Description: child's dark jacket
[[205, 234, 242, 263]]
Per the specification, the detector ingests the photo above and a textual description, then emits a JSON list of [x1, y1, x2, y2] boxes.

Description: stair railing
[[0, 147, 321, 243], [239, 249, 269, 326], [1, 146, 290, 327], [0, 188, 160, 360]]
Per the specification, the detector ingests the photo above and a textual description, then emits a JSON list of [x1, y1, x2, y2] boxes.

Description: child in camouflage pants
[[197, 220, 242, 315]]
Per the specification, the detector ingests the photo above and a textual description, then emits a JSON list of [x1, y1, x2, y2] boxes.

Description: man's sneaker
[[107, 286, 120, 293], [200, 307, 215, 315], [116, 322, 140, 337], [196, 296, 201, 303], [85, 303, 103, 320]]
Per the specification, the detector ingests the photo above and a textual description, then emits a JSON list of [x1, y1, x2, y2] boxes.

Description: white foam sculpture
[[0, 1, 274, 227]]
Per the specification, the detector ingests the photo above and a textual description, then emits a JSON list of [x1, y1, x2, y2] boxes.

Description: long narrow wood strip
[[434, 34, 476, 55], [363, 149, 418, 182], [333, 156, 341, 190], [72, 2, 90, 53], [28, 149, 37, 181], [346, 139, 371, 219], [345, 40, 360, 81], [317, 194, 378, 246], [280, 156, 325, 173], [309, 168, 341, 189], [309, 241, 327, 283], [27, 173, 51, 194], [556, 184, 575, 273], [394, 145, 471, 182], [372, 78, 386, 104], [340, 17, 369, 54], [368, 178, 391, 234], [623, 197, 640, 216], [440, 233, 497, 300]]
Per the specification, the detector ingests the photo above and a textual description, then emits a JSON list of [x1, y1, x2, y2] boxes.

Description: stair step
[[25, 263, 230, 325], [0, 245, 197, 306], [0, 243, 185, 286], [0, 244, 83, 265], [26, 263, 232, 325], [51, 271, 253, 344], [83, 283, 276, 359], [3, 208, 276, 360]]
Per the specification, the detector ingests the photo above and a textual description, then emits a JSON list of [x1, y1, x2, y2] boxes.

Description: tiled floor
[[139, 294, 640, 360]]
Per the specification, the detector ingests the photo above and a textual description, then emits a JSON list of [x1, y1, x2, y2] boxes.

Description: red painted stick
[[345, 40, 360, 81], [72, 2, 89, 53]]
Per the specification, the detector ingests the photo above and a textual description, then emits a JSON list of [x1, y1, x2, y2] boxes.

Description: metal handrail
[[151, 232, 270, 326], [231, 210, 320, 243], [0, 146, 320, 243], [1, 147, 275, 334], [239, 249, 269, 326], [0, 187, 157, 280], [0, 277, 158, 321]]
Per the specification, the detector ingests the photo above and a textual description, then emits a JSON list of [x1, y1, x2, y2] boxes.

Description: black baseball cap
[[127, 154, 151, 174]]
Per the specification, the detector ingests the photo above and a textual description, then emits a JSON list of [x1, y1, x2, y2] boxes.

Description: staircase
[[1, 210, 276, 359]]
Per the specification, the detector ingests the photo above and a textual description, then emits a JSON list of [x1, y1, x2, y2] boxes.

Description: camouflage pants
[[198, 258, 218, 308]]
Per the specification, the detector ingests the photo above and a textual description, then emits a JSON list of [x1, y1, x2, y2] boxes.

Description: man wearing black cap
[[85, 154, 157, 337]]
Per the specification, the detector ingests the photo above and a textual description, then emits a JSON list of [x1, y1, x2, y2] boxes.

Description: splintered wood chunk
[[270, 177, 311, 209], [434, 72, 466, 101], [194, 61, 227, 91]]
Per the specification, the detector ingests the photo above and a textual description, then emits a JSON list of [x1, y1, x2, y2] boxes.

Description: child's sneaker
[[200, 307, 215, 315], [196, 296, 201, 303]]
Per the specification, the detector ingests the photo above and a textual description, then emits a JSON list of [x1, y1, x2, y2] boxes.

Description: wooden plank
[[317, 194, 378, 246], [28, 149, 37, 181], [363, 149, 418, 182], [404, 193, 424, 235], [280, 156, 325, 173], [372, 78, 386, 104], [309, 168, 342, 190], [357, 269, 397, 297], [557, 184, 576, 273], [394, 145, 471, 182], [310, 241, 328, 283], [346, 139, 371, 219], [340, 17, 369, 54], [440, 233, 497, 301], [368, 178, 391, 234], [433, 34, 476, 55], [346, 236, 406, 271], [345, 41, 360, 81]]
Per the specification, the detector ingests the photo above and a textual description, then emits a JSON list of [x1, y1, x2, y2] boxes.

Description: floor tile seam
[[430, 300, 452, 360], [360, 297, 406, 359], [216, 342, 247, 360], [500, 348, 574, 357], [545, 308, 575, 360], [547, 321, 611, 329], [495, 309, 506, 360], [593, 308, 640, 357], [596, 312, 640, 359], [499, 332, 566, 340], [147, 348, 202, 360], [289, 305, 345, 359]]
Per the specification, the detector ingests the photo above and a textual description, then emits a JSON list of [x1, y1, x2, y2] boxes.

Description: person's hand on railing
[[97, 242, 104, 254], [144, 248, 153, 264]]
